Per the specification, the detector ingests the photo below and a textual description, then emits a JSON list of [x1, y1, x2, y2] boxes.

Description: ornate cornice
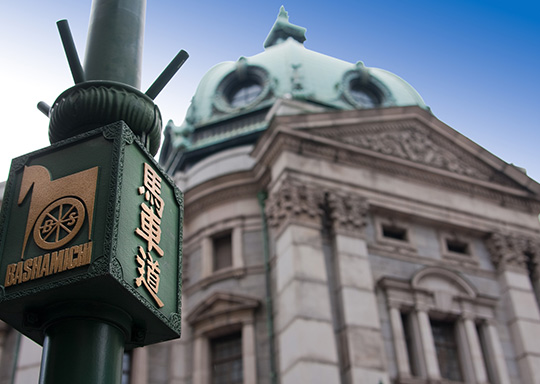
[[264, 131, 539, 214], [254, 110, 540, 213], [486, 232, 540, 273]]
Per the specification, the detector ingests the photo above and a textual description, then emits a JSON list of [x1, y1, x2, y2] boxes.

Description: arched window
[[380, 267, 510, 384]]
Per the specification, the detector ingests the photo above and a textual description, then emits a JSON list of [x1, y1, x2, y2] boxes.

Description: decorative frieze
[[342, 126, 483, 179], [486, 232, 540, 273]]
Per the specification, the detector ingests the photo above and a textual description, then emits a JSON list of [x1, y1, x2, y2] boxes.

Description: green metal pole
[[39, 319, 124, 384], [84, 0, 146, 88], [38, 302, 131, 384]]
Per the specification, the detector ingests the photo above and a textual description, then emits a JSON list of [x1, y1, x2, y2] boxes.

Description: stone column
[[266, 179, 341, 384], [461, 316, 488, 384], [479, 320, 511, 384], [169, 312, 190, 384], [414, 307, 441, 380], [456, 314, 489, 384], [192, 336, 210, 384], [405, 309, 427, 378], [328, 191, 390, 384], [487, 233, 540, 383], [242, 322, 257, 384], [130, 347, 148, 384], [387, 305, 411, 380]]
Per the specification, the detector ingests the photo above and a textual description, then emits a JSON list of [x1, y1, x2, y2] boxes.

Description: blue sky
[[1, 0, 539, 183]]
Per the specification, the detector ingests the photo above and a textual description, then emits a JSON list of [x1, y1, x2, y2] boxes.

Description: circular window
[[214, 65, 271, 113], [228, 81, 263, 108], [341, 69, 389, 109], [348, 78, 380, 108]]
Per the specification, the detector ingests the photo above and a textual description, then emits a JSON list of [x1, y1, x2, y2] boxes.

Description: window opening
[[213, 232, 233, 271], [430, 319, 463, 382], [382, 224, 408, 241], [211, 332, 243, 384], [228, 81, 262, 108], [446, 239, 470, 255], [348, 79, 380, 108], [476, 323, 495, 383]]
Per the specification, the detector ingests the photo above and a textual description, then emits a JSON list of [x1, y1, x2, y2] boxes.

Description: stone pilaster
[[479, 320, 511, 384], [327, 191, 389, 384], [266, 178, 340, 383], [487, 232, 540, 383], [459, 315, 488, 383], [266, 177, 324, 232]]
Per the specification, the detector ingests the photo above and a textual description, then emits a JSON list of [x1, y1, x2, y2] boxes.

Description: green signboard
[[0, 122, 182, 348]]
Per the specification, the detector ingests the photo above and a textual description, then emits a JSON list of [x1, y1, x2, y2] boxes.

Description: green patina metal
[[84, 0, 146, 88], [4, 1, 187, 382], [39, 308, 127, 384], [165, 7, 428, 162], [47, 0, 187, 157], [49, 81, 162, 155], [0, 122, 183, 350], [264, 6, 306, 48]]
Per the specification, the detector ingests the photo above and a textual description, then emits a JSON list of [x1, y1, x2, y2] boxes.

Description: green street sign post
[[0, 123, 183, 382], [0, 1, 188, 381]]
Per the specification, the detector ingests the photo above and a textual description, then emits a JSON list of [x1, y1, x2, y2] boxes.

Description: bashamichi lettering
[[3, 241, 93, 288]]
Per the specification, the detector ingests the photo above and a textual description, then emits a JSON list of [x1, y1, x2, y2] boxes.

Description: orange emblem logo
[[18, 165, 98, 259]]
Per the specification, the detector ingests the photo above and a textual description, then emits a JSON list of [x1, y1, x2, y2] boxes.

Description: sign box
[[0, 122, 182, 348]]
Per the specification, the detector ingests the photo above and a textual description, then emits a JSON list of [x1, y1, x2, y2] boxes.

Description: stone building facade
[[2, 7, 540, 384]]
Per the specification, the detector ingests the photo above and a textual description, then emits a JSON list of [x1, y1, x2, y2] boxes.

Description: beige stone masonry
[[333, 234, 390, 383], [274, 224, 341, 380]]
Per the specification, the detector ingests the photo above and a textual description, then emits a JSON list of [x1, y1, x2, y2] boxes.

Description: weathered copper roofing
[[163, 7, 429, 167]]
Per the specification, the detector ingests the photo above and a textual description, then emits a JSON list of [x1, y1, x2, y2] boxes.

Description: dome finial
[[264, 6, 307, 49], [278, 5, 288, 19]]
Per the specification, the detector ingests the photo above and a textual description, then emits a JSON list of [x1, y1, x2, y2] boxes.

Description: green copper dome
[[161, 7, 428, 171]]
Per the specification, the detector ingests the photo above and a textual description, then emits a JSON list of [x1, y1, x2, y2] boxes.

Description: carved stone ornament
[[265, 176, 368, 234], [342, 126, 482, 179], [326, 190, 369, 234], [265, 177, 324, 230], [486, 232, 540, 273]]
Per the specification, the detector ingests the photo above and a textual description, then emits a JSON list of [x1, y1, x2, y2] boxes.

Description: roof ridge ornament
[[263, 6, 307, 49]]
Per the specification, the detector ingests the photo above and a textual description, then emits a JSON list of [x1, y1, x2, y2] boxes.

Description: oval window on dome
[[228, 81, 263, 108], [214, 65, 271, 113], [348, 78, 380, 108]]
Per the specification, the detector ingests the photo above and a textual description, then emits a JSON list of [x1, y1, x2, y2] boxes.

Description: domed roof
[[161, 7, 428, 170], [183, 7, 427, 128]]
